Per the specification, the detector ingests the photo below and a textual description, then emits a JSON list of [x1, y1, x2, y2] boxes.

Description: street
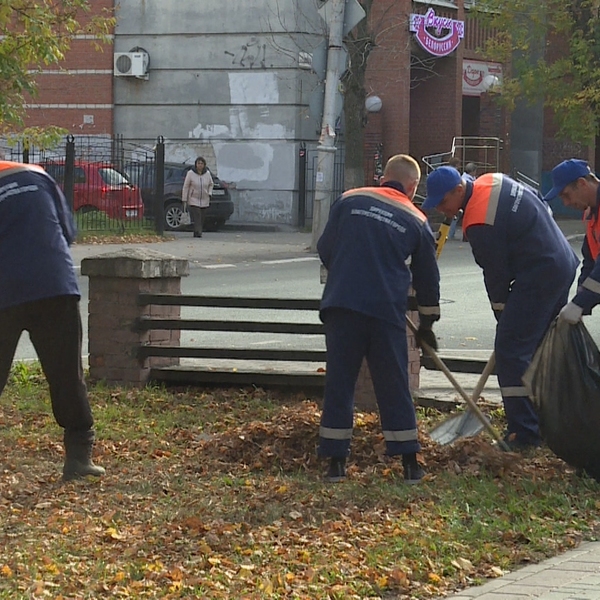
[[13, 230, 600, 364]]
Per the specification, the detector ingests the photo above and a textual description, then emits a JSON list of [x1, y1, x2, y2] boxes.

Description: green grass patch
[[1, 364, 599, 599]]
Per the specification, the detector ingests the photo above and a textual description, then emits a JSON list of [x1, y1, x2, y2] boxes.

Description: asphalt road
[[13, 224, 600, 368]]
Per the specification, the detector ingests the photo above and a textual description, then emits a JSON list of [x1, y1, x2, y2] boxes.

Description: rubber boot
[[402, 452, 425, 485], [63, 429, 106, 482]]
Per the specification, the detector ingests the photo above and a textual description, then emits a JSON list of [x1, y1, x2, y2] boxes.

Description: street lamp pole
[[310, 0, 346, 252]]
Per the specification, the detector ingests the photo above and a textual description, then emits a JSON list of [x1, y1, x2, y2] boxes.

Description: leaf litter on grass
[[1, 384, 599, 600]]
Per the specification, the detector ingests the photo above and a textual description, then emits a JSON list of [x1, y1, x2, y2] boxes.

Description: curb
[[222, 222, 303, 233]]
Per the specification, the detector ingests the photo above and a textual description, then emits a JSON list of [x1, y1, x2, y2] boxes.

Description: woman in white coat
[[182, 156, 214, 237]]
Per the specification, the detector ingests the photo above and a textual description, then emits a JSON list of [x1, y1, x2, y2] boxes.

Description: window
[[98, 168, 128, 186]]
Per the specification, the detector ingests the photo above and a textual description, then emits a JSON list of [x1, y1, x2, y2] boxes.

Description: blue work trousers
[[496, 277, 572, 445], [318, 308, 419, 458], [0, 295, 93, 433]]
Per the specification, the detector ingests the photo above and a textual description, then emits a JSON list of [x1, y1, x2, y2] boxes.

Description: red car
[[41, 161, 144, 220]]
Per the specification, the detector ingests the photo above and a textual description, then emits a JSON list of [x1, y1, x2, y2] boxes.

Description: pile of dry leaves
[[196, 399, 572, 482]]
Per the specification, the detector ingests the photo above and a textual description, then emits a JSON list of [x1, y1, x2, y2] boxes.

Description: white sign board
[[462, 60, 503, 96]]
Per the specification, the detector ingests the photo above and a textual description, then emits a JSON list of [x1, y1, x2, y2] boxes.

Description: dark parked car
[[123, 162, 234, 231], [41, 161, 144, 220]]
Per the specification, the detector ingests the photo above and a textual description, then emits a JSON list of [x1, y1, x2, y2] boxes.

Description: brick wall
[[364, 112, 383, 184], [23, 4, 114, 136], [365, 0, 412, 161], [81, 250, 189, 387], [87, 276, 182, 385], [409, 54, 462, 165], [365, 0, 466, 165]]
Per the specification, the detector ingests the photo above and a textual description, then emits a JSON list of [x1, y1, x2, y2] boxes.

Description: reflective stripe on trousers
[[318, 308, 420, 458]]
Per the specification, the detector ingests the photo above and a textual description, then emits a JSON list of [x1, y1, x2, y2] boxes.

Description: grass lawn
[[1, 363, 599, 599]]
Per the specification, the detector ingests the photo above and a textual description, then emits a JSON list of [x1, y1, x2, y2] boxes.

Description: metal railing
[[422, 136, 503, 176], [451, 136, 502, 174], [513, 170, 540, 193], [132, 293, 487, 388], [136, 294, 327, 387]]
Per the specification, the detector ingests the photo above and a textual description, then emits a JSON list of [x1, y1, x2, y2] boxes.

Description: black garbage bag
[[523, 317, 600, 479]]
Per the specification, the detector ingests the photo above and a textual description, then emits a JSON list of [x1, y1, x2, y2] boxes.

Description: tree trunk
[[343, 81, 366, 190], [342, 1, 373, 190]]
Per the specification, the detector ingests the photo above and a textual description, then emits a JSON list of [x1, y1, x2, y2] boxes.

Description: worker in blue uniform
[[423, 167, 579, 451], [317, 154, 440, 483], [0, 160, 105, 481], [543, 159, 600, 323]]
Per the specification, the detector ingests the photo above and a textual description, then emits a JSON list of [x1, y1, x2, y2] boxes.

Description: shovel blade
[[429, 410, 487, 445]]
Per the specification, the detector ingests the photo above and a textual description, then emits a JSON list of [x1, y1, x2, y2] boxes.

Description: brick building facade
[[364, 0, 509, 175], [21, 1, 589, 210], [23, 1, 508, 180], [23, 0, 114, 136]]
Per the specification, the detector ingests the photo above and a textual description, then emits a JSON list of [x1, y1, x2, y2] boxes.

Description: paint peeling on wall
[[228, 72, 279, 104], [164, 141, 217, 172], [188, 110, 288, 141], [213, 141, 273, 182]]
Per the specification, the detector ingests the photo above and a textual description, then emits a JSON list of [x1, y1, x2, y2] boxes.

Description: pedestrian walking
[[317, 154, 441, 483], [423, 166, 578, 451], [544, 159, 600, 323], [0, 160, 105, 481], [182, 156, 214, 238]]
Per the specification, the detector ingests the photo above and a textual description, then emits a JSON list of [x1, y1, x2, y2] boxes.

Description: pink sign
[[409, 9, 464, 57]]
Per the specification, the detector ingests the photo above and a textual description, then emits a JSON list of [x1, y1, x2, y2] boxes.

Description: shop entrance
[[462, 96, 480, 137]]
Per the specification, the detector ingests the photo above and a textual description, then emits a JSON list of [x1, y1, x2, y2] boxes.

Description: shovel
[[406, 317, 509, 451], [429, 351, 495, 445]]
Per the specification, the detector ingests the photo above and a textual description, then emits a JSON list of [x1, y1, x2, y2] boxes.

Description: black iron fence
[[1, 135, 162, 234], [298, 139, 346, 227], [2, 133, 381, 232], [297, 138, 386, 228]]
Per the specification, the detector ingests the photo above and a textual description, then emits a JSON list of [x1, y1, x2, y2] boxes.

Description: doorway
[[462, 96, 480, 137]]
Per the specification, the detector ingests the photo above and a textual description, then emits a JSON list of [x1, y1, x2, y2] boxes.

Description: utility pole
[[310, 0, 346, 252]]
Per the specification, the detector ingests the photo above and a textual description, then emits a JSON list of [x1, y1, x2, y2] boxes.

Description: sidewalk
[[437, 541, 600, 599], [70, 216, 585, 267], [70, 227, 315, 267]]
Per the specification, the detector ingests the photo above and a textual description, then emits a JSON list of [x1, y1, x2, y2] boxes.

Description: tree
[[472, 0, 600, 145], [0, 1, 115, 132], [340, 0, 376, 190]]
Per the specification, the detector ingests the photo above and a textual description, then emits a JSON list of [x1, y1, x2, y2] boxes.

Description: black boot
[[63, 429, 106, 482], [326, 457, 346, 483], [402, 453, 425, 485]]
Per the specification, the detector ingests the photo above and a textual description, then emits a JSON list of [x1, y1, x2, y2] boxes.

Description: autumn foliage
[[1, 375, 599, 599]]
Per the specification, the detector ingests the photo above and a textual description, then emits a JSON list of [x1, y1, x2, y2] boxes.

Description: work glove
[[416, 326, 438, 352], [558, 301, 583, 324], [576, 287, 593, 315], [417, 312, 439, 330]]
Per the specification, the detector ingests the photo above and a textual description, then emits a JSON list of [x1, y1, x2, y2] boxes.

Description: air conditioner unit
[[114, 52, 148, 77]]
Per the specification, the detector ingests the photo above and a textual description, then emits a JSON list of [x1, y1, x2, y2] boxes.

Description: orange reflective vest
[[0, 160, 45, 177], [461, 173, 503, 230], [585, 211, 600, 261], [341, 186, 429, 225]]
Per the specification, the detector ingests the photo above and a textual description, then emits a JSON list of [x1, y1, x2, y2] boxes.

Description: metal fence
[[1, 135, 159, 233], [421, 136, 503, 176], [298, 139, 346, 226]]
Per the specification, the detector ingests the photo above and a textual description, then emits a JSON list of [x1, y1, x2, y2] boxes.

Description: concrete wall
[[113, 0, 324, 225]]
